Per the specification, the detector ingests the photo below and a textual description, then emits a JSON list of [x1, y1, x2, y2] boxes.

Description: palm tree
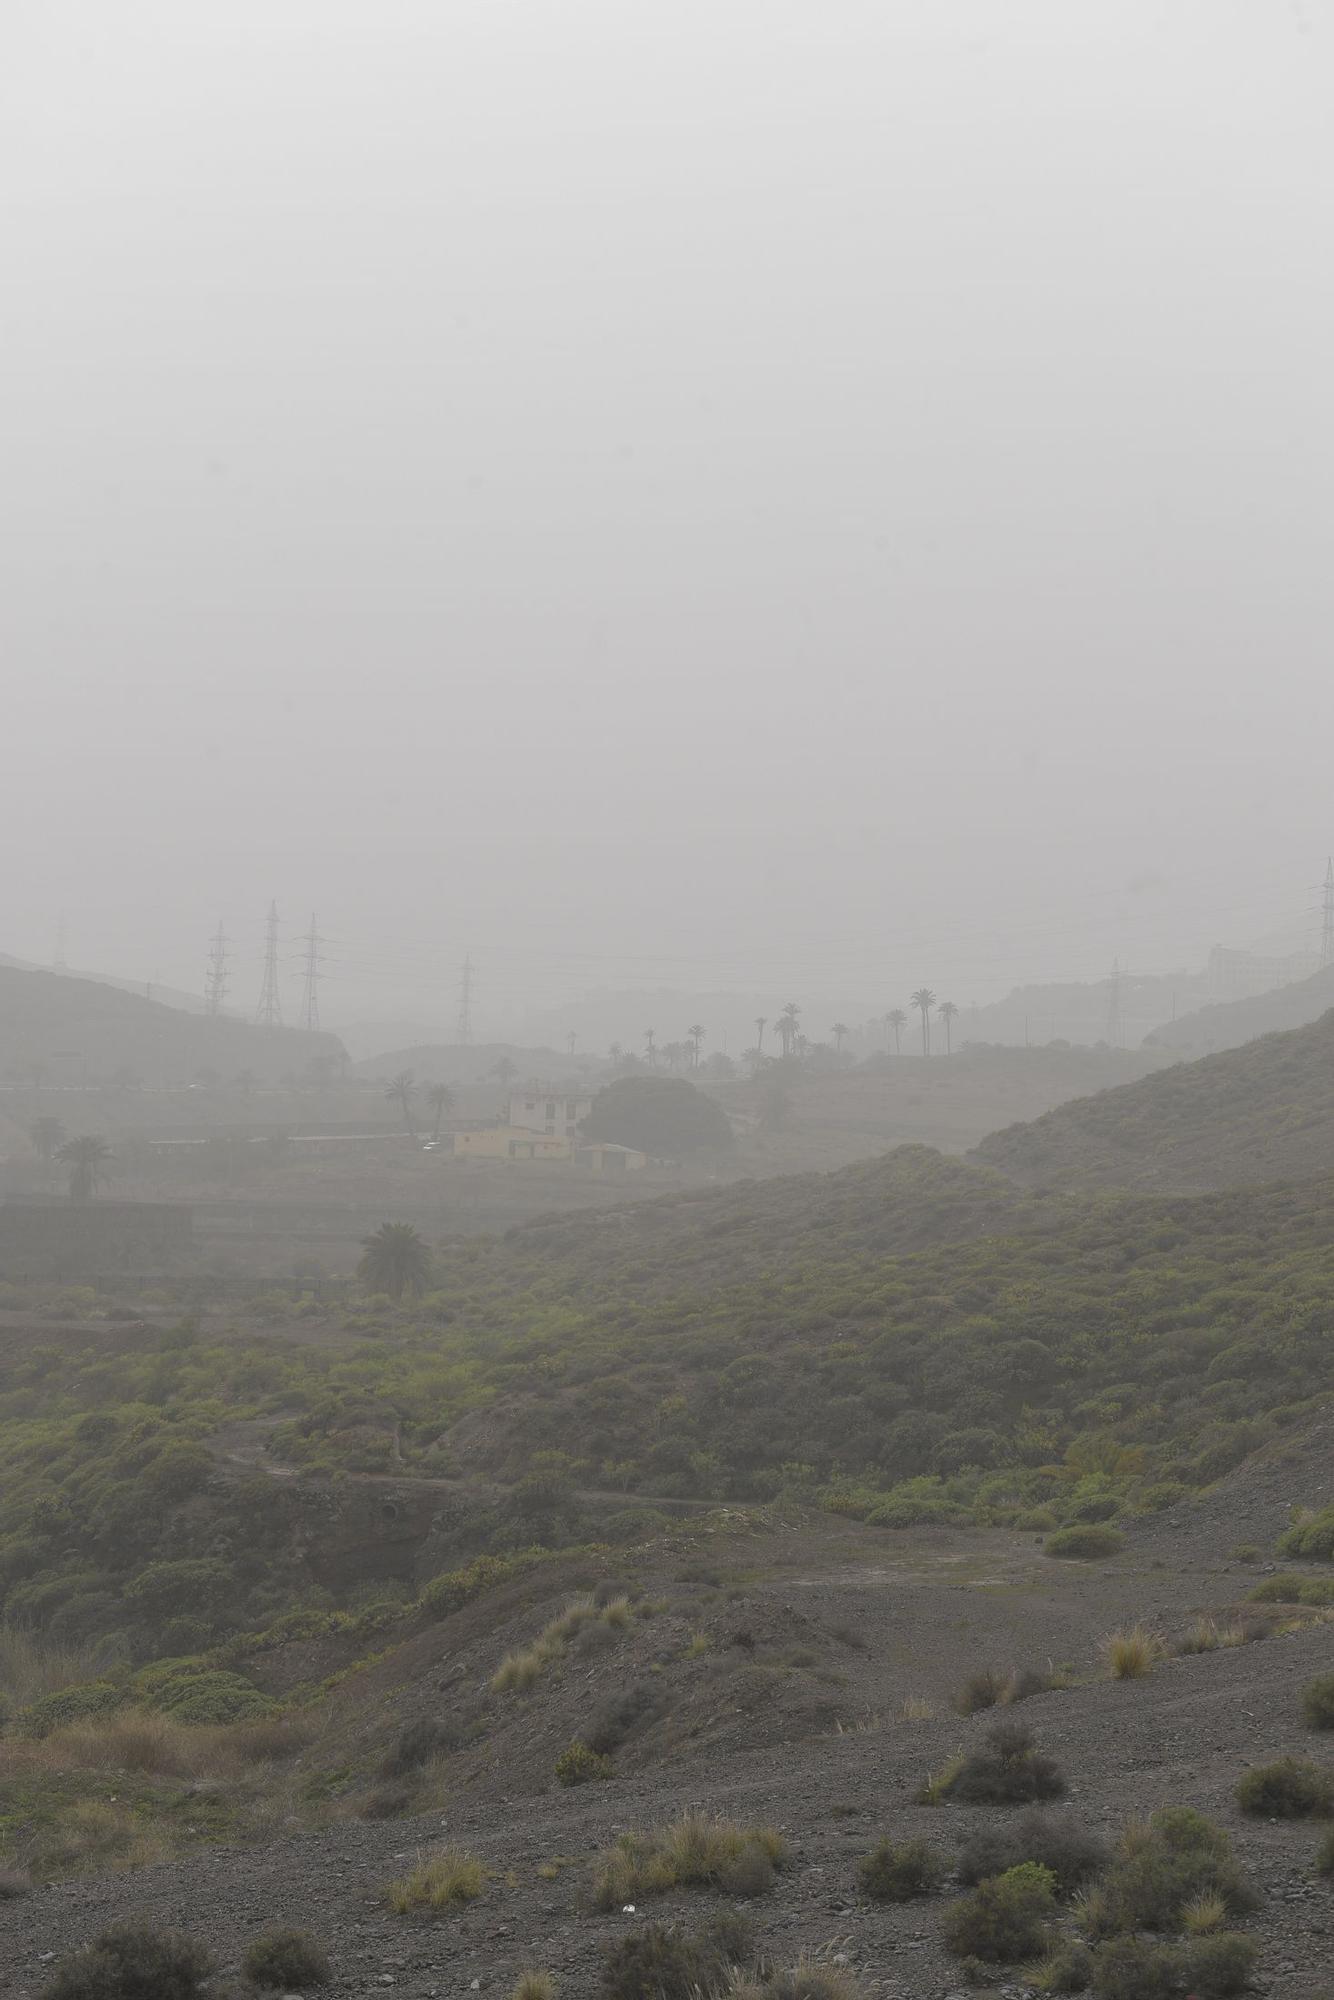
[[776, 1001, 801, 1059], [358, 1221, 431, 1299], [488, 1055, 518, 1091], [886, 1008, 907, 1055], [910, 988, 936, 1058], [687, 1023, 706, 1067], [643, 1029, 657, 1069], [58, 1134, 112, 1202], [754, 1016, 767, 1056], [938, 1000, 959, 1055], [662, 1040, 688, 1073], [831, 1022, 849, 1053], [29, 1116, 66, 1163], [608, 1041, 623, 1064], [385, 1070, 417, 1137], [425, 1083, 455, 1140]]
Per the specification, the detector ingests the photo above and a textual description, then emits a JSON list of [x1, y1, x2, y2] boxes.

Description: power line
[[456, 952, 478, 1048], [204, 921, 230, 1016], [255, 901, 283, 1027], [298, 912, 325, 1031]]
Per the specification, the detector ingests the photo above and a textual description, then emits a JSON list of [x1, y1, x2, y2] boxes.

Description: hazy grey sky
[[5, 1, 1334, 1032]]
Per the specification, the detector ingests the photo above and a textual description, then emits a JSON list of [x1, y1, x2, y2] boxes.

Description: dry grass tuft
[[1103, 1624, 1161, 1680], [589, 1815, 786, 1910], [1181, 1890, 1229, 1935], [492, 1596, 636, 1693], [386, 1845, 487, 1914], [510, 1975, 555, 2000]]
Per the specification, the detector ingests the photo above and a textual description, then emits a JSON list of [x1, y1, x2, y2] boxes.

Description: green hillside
[[972, 1009, 1334, 1193]]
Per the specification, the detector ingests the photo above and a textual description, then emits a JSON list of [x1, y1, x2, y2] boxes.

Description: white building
[[508, 1089, 594, 1141]]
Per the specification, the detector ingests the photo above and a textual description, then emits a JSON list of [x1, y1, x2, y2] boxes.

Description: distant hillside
[[0, 966, 346, 1089], [352, 1041, 606, 1086], [973, 1008, 1334, 1192], [1144, 963, 1334, 1057], [955, 968, 1208, 1048]]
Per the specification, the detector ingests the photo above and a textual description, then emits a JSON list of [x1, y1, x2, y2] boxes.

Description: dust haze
[[4, 1, 1333, 1036]]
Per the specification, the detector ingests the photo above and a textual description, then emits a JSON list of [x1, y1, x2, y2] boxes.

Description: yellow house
[[453, 1128, 573, 1163]]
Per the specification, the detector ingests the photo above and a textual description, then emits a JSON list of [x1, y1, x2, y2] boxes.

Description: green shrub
[[38, 1921, 211, 2000], [925, 1718, 1066, 1805], [1302, 1673, 1334, 1730], [857, 1837, 945, 1902], [1045, 1526, 1126, 1561], [1090, 1936, 1181, 2000], [1277, 1505, 1334, 1560], [1034, 1941, 1094, 1993], [24, 1681, 128, 1739], [1182, 1933, 1258, 1998], [418, 1549, 545, 1618], [599, 1916, 753, 2000], [1235, 1757, 1334, 1818], [241, 1930, 332, 1989], [1099, 1806, 1254, 1930], [956, 1812, 1106, 1896], [149, 1668, 274, 1726], [555, 1741, 614, 1786], [941, 1861, 1056, 1962]]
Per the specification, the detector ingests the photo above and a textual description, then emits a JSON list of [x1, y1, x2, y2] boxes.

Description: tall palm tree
[[608, 1041, 623, 1064], [488, 1054, 518, 1091], [58, 1134, 112, 1202], [754, 1016, 767, 1056], [687, 1023, 706, 1067], [886, 1008, 907, 1055], [425, 1083, 455, 1140], [385, 1070, 417, 1137], [910, 988, 936, 1058], [662, 1040, 688, 1073], [831, 1022, 849, 1052], [776, 1001, 801, 1058], [29, 1116, 66, 1163], [938, 1000, 959, 1055], [643, 1029, 657, 1069], [358, 1221, 431, 1299]]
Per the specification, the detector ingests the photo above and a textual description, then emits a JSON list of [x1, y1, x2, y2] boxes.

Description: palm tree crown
[[910, 988, 937, 1058], [937, 1000, 959, 1054], [58, 1134, 113, 1202], [358, 1221, 431, 1299]]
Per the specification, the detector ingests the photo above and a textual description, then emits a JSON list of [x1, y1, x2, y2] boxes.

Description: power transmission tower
[[456, 953, 474, 1046], [1105, 957, 1123, 1048], [204, 922, 230, 1015], [298, 913, 325, 1031], [1322, 859, 1334, 968], [255, 901, 283, 1026]]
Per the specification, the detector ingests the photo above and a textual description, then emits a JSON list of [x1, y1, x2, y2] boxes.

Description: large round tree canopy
[[582, 1076, 734, 1157]]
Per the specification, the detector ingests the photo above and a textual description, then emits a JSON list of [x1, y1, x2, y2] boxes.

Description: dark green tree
[[358, 1221, 432, 1298], [582, 1076, 733, 1157]]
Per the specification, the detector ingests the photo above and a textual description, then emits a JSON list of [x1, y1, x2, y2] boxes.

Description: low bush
[[418, 1549, 546, 1618], [1277, 1505, 1334, 1560], [589, 1816, 786, 1910], [923, 1718, 1066, 1805], [729, 1965, 865, 2000], [1090, 1935, 1180, 2000], [38, 1921, 211, 2000], [1033, 1941, 1094, 1993], [1103, 1625, 1160, 1680], [554, 1741, 613, 1786], [241, 1930, 332, 1989], [599, 1915, 754, 2000], [857, 1837, 945, 1902], [956, 1812, 1107, 1896], [941, 1861, 1056, 1962], [1318, 1826, 1334, 1877], [1097, 1807, 1254, 1931], [1045, 1526, 1126, 1561], [1235, 1757, 1334, 1818], [1181, 1933, 1258, 1998], [954, 1667, 1007, 1714], [385, 1846, 487, 1914], [24, 1681, 128, 1740], [586, 1681, 661, 1755], [381, 1716, 460, 1776], [1302, 1672, 1334, 1730]]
